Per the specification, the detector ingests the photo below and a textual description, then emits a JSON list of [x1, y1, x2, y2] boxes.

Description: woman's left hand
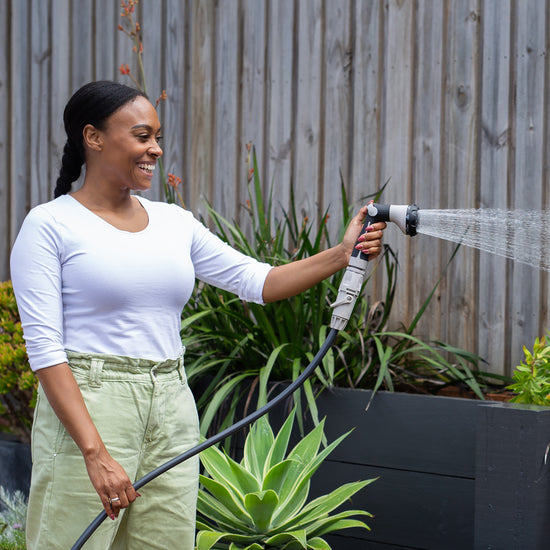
[[342, 205, 387, 259]]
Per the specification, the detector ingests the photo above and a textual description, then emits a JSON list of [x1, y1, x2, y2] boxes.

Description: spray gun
[[330, 202, 419, 331]]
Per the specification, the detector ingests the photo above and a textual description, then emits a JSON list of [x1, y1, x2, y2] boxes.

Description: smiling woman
[[9, 80, 386, 550]]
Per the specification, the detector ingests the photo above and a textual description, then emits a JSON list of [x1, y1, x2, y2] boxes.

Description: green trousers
[[26, 351, 200, 550]]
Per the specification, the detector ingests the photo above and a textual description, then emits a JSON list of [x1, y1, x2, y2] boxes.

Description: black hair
[[54, 81, 147, 198]]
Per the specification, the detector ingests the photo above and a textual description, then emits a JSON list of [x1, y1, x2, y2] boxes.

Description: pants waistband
[[65, 350, 186, 387]]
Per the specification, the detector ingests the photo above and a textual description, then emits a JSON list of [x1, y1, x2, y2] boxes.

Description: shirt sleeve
[[10, 206, 67, 371], [188, 214, 273, 304]]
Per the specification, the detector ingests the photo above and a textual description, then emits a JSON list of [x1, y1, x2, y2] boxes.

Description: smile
[[137, 163, 155, 174]]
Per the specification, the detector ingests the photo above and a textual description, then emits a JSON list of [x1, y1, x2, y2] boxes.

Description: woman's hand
[[83, 447, 139, 519], [341, 205, 387, 260]]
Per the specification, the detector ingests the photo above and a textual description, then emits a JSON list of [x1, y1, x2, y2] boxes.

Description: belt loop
[[89, 358, 104, 388], [178, 353, 187, 385]]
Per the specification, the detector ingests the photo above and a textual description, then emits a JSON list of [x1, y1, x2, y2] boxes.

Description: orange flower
[[247, 168, 254, 182], [155, 90, 167, 107], [167, 173, 182, 188], [118, 63, 131, 75]]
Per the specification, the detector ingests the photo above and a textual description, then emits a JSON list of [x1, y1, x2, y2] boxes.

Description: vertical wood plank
[[30, 0, 52, 206], [9, 0, 31, 254], [0, 0, 9, 279], [93, 0, 117, 80], [139, 0, 164, 201], [350, 0, 383, 301], [265, 0, 295, 221], [477, 0, 512, 373], [380, 0, 415, 326], [509, 0, 547, 372], [239, 0, 267, 229], [292, 0, 323, 222], [410, 0, 446, 342], [70, 0, 93, 90], [321, 0, 352, 232], [440, 0, 481, 356], [190, 0, 215, 216], [50, 0, 72, 197], [350, 0, 382, 204], [211, 0, 239, 218], [163, 0, 189, 207]]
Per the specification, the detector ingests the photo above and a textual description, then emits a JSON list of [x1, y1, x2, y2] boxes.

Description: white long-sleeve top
[[10, 195, 272, 371]]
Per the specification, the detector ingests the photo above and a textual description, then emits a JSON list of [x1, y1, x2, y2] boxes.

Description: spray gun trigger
[[330, 295, 355, 308]]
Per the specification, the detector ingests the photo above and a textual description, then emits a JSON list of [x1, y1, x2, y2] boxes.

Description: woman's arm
[[36, 364, 138, 518], [262, 205, 386, 303]]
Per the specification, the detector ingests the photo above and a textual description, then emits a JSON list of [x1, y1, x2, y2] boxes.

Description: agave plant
[[196, 410, 375, 550]]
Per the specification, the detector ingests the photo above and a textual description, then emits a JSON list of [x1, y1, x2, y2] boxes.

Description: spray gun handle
[[330, 205, 384, 331]]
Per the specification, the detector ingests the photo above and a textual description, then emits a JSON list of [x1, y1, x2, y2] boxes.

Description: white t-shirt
[[10, 195, 272, 371]]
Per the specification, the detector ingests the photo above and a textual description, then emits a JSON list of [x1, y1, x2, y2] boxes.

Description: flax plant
[[181, 147, 492, 438]]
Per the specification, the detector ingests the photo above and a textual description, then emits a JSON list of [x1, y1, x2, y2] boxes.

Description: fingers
[[103, 486, 141, 520], [355, 221, 386, 257]]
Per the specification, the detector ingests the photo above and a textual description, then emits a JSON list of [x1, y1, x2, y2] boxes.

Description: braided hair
[[54, 81, 147, 198]]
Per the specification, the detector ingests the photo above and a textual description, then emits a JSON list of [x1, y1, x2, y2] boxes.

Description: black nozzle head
[[406, 205, 419, 236]]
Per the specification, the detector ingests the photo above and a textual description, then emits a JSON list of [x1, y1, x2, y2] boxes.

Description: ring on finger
[[109, 496, 121, 505]]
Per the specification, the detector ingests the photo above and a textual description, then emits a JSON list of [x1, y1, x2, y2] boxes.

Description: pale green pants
[[26, 351, 200, 550]]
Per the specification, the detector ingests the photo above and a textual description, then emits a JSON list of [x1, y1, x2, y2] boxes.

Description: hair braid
[[54, 139, 84, 198]]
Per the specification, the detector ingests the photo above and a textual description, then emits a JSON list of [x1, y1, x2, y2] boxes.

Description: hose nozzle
[[365, 202, 419, 236], [330, 202, 419, 331]]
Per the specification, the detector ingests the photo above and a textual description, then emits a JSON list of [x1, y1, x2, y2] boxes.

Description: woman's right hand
[[83, 447, 139, 519]]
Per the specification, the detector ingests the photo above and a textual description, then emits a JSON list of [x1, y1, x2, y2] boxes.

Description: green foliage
[[0, 282, 36, 442], [0, 486, 27, 549], [182, 147, 492, 437], [507, 332, 550, 405], [196, 410, 375, 549]]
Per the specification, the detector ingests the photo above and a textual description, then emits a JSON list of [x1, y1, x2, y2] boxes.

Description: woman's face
[[92, 95, 163, 192]]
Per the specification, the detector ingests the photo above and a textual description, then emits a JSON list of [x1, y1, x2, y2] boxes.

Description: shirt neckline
[[65, 194, 151, 235]]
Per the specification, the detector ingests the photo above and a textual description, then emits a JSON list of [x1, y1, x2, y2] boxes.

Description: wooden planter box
[[292, 388, 550, 550]]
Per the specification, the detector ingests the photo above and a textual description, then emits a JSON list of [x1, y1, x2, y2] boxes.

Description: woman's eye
[[156, 136, 163, 143]]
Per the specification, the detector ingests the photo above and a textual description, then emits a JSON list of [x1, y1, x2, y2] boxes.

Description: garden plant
[[196, 409, 374, 550], [0, 281, 36, 443], [507, 331, 550, 405]]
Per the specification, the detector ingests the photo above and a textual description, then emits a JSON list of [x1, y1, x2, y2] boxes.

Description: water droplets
[[417, 209, 550, 271]]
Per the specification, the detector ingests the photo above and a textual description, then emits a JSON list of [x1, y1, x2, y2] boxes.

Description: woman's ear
[[82, 124, 103, 152]]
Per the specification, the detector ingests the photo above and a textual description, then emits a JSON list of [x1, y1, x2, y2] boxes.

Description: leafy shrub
[[0, 281, 36, 442], [182, 148, 492, 436], [507, 331, 550, 405]]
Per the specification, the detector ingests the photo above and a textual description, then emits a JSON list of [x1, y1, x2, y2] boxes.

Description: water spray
[[71, 202, 419, 549]]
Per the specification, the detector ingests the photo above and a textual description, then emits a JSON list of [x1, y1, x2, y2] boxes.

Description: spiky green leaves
[[196, 411, 375, 549]]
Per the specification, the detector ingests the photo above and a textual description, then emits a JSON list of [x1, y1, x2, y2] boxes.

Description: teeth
[[138, 163, 155, 172]]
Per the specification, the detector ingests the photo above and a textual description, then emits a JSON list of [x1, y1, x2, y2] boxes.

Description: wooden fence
[[2, 0, 550, 377]]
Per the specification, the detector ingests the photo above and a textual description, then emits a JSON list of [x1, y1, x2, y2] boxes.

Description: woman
[[10, 80, 386, 550]]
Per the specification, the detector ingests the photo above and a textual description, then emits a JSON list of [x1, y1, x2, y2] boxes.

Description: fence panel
[[3, 0, 550, 377]]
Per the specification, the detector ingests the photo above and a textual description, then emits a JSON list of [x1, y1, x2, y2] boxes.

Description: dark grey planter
[[0, 433, 31, 500], [294, 388, 550, 550]]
